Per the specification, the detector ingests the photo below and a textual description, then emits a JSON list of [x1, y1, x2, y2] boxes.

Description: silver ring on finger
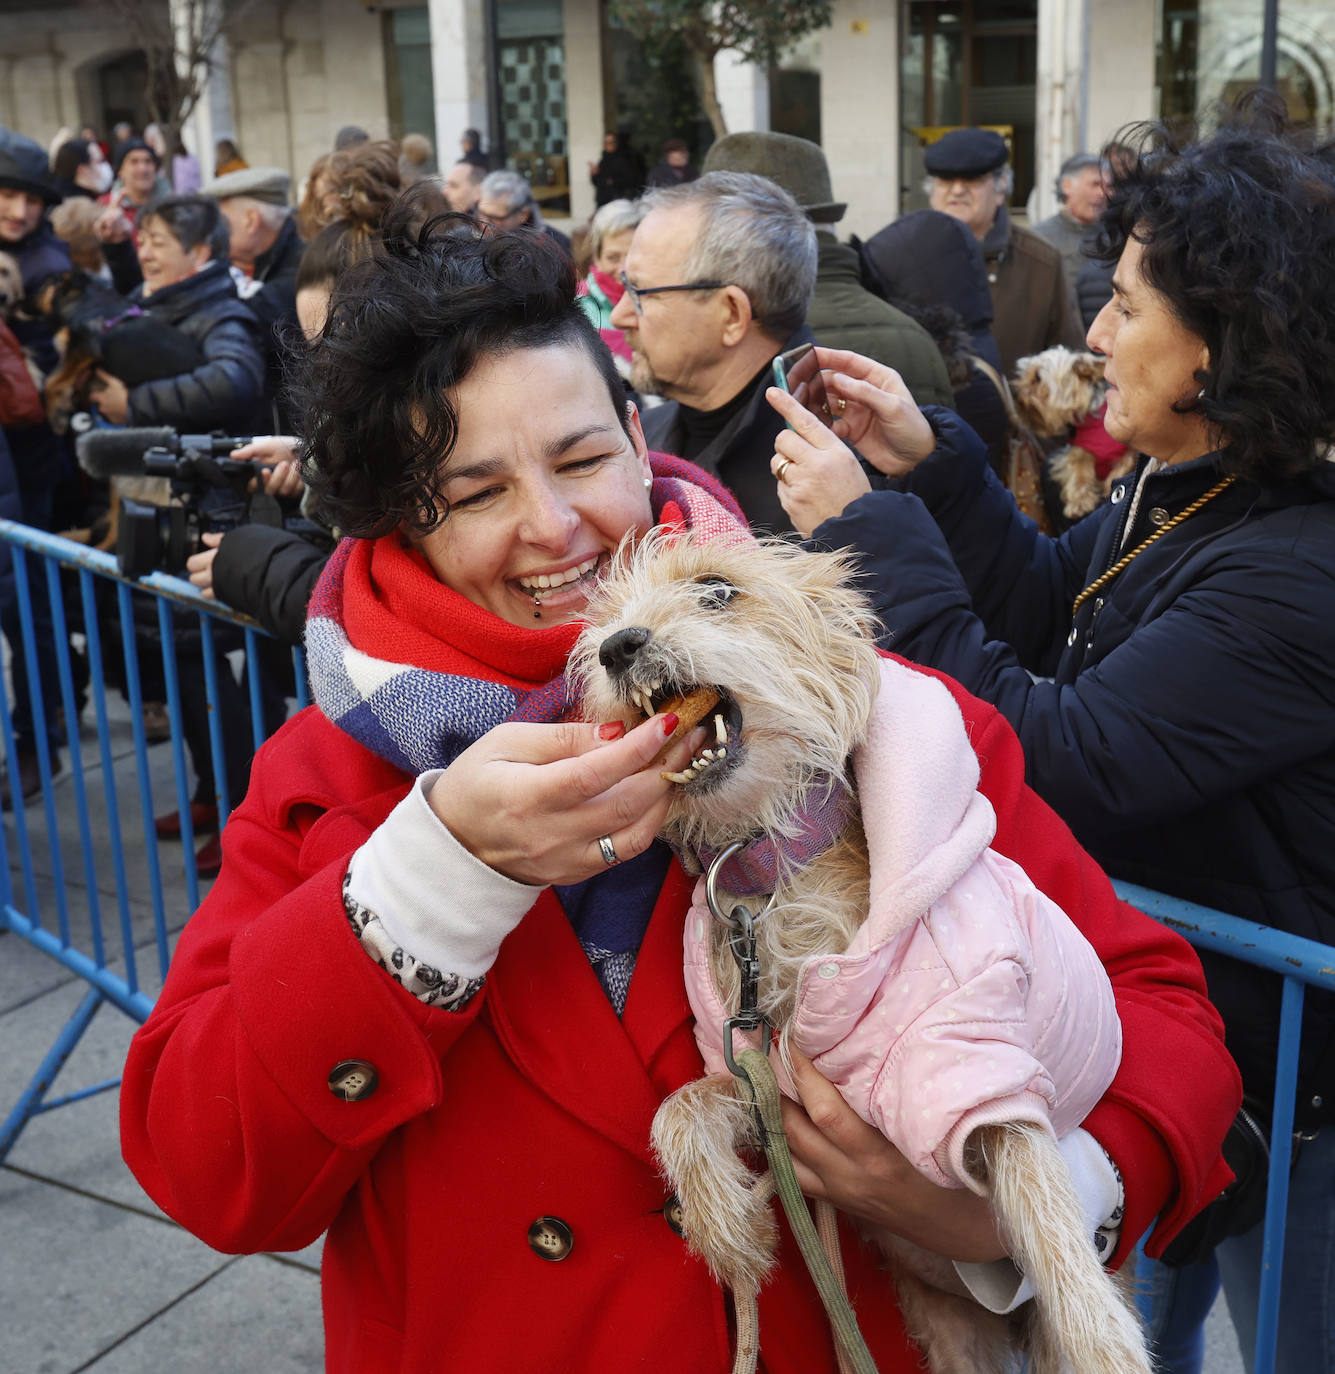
[[598, 834, 620, 867], [774, 457, 792, 483]]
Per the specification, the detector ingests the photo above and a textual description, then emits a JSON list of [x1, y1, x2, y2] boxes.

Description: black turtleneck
[[673, 361, 773, 462]]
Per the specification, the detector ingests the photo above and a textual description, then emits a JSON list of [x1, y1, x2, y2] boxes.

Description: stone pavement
[[0, 689, 1250, 1373]]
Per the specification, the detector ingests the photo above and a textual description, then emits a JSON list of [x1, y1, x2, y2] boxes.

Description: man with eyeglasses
[[608, 170, 819, 533], [476, 169, 572, 257]]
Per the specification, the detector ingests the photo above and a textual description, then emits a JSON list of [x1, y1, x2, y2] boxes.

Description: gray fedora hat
[[702, 131, 846, 223]]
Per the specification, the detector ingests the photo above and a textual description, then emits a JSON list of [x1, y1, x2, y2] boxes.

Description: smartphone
[[771, 343, 835, 431]]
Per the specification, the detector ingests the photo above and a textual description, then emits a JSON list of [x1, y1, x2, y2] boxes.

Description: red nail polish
[[597, 721, 626, 740], [661, 712, 679, 736]]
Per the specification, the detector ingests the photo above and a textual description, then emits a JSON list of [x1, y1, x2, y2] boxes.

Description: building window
[[496, 0, 569, 212], [900, 0, 1037, 211], [1158, 1, 1332, 133], [385, 7, 436, 152]]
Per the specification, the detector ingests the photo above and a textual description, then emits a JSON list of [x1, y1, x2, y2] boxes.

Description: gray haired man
[[608, 170, 818, 533], [201, 166, 304, 427], [1030, 152, 1107, 286], [925, 128, 1084, 372], [476, 169, 571, 256]]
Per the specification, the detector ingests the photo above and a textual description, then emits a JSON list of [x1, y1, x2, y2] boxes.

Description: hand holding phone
[[771, 344, 835, 432]]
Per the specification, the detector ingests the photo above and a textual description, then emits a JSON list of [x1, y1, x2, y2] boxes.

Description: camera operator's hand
[[185, 531, 223, 600], [230, 436, 300, 465], [230, 436, 304, 499], [259, 459, 304, 500], [90, 370, 129, 425], [94, 208, 133, 244]]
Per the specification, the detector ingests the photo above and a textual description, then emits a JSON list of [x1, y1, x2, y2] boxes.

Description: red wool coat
[[121, 660, 1239, 1374]]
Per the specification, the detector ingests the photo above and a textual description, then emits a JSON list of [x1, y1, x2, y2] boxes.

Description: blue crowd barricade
[[1113, 880, 1335, 1374], [0, 519, 307, 1162]]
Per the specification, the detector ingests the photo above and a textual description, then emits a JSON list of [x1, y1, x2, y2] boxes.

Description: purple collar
[[681, 774, 855, 897]]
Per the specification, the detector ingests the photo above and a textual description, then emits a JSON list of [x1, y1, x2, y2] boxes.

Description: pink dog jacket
[[683, 657, 1122, 1192]]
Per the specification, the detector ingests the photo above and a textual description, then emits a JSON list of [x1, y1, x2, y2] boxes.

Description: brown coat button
[[327, 1060, 378, 1101], [663, 1194, 686, 1237], [528, 1216, 574, 1261]]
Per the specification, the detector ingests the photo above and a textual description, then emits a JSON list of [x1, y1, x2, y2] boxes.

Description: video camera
[[76, 426, 327, 580]]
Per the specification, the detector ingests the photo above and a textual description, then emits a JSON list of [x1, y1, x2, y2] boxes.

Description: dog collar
[[682, 773, 855, 898]]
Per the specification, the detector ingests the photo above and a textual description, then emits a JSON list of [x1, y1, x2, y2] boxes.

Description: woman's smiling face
[[418, 343, 655, 628]]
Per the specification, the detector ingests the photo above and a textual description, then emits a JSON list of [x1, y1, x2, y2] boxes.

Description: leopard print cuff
[[343, 872, 484, 1012]]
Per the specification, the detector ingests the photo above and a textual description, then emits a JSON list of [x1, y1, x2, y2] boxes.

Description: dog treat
[[652, 686, 721, 765]]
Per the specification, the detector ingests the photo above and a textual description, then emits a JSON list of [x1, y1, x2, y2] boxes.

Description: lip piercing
[[533, 590, 542, 620]]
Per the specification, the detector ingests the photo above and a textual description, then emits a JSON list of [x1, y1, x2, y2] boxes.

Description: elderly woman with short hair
[[767, 103, 1335, 1374]]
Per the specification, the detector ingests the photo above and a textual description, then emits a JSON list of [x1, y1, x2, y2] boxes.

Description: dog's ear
[[1074, 353, 1104, 382]]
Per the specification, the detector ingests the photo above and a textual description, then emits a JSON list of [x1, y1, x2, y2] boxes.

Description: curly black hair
[[295, 213, 631, 537], [1093, 95, 1335, 483]]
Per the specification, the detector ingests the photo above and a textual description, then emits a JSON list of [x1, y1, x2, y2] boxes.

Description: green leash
[[707, 845, 881, 1374], [733, 1047, 881, 1374]]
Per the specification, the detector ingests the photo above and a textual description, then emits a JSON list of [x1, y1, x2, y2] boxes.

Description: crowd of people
[[1, 95, 1331, 1374]]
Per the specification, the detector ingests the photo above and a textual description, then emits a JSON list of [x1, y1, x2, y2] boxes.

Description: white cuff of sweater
[[346, 770, 544, 980], [952, 1127, 1123, 1315]]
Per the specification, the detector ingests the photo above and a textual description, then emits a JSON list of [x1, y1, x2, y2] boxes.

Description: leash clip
[[718, 892, 771, 1078]]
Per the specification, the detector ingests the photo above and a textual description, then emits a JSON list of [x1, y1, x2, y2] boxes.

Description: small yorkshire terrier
[[572, 533, 1150, 1374], [1011, 347, 1134, 527]]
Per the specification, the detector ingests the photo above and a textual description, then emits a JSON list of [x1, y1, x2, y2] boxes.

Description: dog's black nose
[[599, 626, 652, 675]]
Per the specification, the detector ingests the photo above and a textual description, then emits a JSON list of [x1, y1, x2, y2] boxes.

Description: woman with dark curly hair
[[763, 101, 1335, 1374], [118, 217, 1236, 1373]]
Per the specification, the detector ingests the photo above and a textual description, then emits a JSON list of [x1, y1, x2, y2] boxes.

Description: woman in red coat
[[120, 220, 1238, 1373]]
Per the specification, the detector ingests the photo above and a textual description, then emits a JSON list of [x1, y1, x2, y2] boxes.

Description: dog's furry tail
[[651, 1074, 779, 1293], [975, 1122, 1151, 1374]]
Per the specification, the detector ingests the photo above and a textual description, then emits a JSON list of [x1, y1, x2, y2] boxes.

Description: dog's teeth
[[714, 714, 727, 745], [663, 769, 693, 784], [701, 749, 715, 762], [717, 747, 727, 759]]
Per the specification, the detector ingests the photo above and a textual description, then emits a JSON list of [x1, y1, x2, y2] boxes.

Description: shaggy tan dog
[[571, 532, 1149, 1374], [1011, 347, 1135, 525]]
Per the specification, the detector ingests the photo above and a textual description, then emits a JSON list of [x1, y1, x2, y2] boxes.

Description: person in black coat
[[760, 109, 1335, 1374], [589, 131, 643, 206], [860, 208, 1008, 474], [0, 125, 73, 798], [89, 194, 265, 433]]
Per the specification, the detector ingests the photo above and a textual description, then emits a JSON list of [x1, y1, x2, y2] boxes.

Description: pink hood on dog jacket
[[683, 656, 1122, 1192]]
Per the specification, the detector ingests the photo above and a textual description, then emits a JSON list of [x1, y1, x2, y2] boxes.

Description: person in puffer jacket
[[89, 193, 265, 433]]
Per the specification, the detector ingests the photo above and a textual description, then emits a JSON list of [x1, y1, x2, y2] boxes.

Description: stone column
[[713, 48, 770, 136], [1033, 0, 1088, 221], [819, 1, 899, 242], [171, 0, 236, 179], [1085, 0, 1156, 147], [428, 0, 491, 171], [562, 0, 607, 225]]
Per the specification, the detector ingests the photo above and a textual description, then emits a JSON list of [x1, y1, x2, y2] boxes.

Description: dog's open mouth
[[625, 681, 743, 787]]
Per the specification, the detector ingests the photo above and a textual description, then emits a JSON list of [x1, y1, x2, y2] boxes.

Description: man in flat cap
[[202, 167, 304, 428], [924, 127, 1083, 373], [703, 131, 952, 407]]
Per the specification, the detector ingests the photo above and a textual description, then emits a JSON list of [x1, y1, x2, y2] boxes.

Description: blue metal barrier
[[0, 520, 1328, 1374], [0, 520, 307, 1160]]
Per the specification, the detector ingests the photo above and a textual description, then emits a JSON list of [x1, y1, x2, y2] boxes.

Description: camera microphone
[[76, 427, 180, 479]]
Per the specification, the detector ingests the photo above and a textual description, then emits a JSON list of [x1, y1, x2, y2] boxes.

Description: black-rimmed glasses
[[619, 272, 729, 314]]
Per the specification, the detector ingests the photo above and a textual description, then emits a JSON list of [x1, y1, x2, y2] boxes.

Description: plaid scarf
[[305, 454, 748, 773]]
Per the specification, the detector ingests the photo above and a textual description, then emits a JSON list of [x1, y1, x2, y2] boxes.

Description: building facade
[[0, 0, 1323, 237]]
